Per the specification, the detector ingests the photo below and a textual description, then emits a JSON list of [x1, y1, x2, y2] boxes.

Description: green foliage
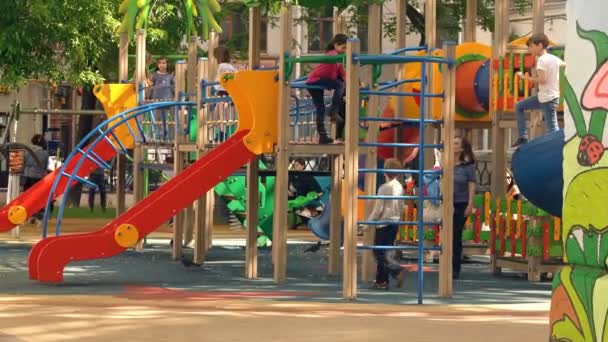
[[118, 0, 221, 40], [0, 0, 120, 87]]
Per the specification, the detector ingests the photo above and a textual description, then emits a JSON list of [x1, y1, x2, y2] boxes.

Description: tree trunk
[[66, 86, 96, 207]]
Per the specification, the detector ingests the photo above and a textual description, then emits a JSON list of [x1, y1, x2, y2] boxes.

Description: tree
[[241, 0, 532, 47], [0, 0, 121, 87]]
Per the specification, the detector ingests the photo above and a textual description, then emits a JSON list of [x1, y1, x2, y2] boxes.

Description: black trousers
[[88, 173, 107, 210], [308, 78, 345, 139], [373, 224, 400, 284], [453, 202, 468, 275]]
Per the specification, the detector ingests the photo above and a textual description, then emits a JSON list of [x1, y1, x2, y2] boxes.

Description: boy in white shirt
[[512, 33, 566, 148], [366, 158, 407, 290]]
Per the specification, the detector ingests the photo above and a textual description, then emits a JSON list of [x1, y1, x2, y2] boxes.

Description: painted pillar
[[550, 1, 608, 341]]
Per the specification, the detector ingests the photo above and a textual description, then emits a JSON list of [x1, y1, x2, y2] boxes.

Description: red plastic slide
[[0, 140, 118, 232], [28, 130, 254, 282]]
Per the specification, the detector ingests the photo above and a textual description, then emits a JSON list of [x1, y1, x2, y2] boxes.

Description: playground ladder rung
[[387, 46, 428, 55], [108, 132, 129, 154], [357, 245, 442, 251], [119, 120, 141, 143], [360, 90, 444, 98], [291, 82, 325, 90], [78, 149, 111, 170], [378, 79, 421, 91], [102, 134, 122, 154], [358, 194, 442, 201], [359, 168, 442, 175], [133, 116, 147, 143], [60, 172, 98, 189], [358, 220, 441, 226], [359, 117, 443, 125], [359, 142, 443, 149]]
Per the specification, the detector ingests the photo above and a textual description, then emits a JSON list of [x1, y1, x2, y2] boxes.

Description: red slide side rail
[[0, 140, 117, 232], [28, 130, 254, 282]]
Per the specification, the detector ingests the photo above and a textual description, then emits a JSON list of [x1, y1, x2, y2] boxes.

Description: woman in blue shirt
[[452, 136, 476, 279]]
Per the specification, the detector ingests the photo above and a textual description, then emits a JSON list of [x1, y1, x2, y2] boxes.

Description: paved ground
[[0, 222, 553, 341]]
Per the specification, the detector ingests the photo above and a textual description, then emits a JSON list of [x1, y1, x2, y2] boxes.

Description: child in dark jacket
[[306, 34, 348, 144]]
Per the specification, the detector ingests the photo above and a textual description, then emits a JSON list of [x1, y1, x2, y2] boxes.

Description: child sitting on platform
[[306, 34, 348, 144], [365, 157, 407, 290]]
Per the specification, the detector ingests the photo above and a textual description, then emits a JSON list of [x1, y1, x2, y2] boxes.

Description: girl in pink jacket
[[306, 34, 348, 144]]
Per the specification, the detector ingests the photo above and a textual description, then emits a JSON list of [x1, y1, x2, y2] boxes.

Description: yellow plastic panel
[[93, 84, 138, 149], [220, 70, 279, 154]]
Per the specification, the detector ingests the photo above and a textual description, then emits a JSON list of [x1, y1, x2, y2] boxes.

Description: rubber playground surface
[[0, 220, 552, 341]]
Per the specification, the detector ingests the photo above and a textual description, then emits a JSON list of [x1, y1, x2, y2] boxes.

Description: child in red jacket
[[306, 34, 348, 144]]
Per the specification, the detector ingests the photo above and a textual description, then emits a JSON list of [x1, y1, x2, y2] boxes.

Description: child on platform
[[214, 46, 237, 96], [149, 56, 174, 101], [512, 33, 566, 148], [306, 34, 348, 144], [365, 157, 407, 290]]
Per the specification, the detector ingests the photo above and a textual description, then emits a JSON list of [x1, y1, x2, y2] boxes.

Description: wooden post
[[333, 7, 346, 34], [194, 57, 208, 264], [490, 0, 509, 199], [273, 6, 292, 283], [528, 0, 546, 139], [172, 60, 187, 260], [532, 0, 545, 35], [423, 0, 437, 171], [464, 0, 477, 42], [116, 32, 129, 217], [361, 2, 382, 282], [133, 29, 146, 251], [328, 154, 343, 275], [204, 32, 219, 252], [439, 42, 456, 298], [343, 38, 360, 300], [182, 36, 199, 248], [7, 116, 20, 238], [394, 0, 407, 159], [245, 7, 262, 279]]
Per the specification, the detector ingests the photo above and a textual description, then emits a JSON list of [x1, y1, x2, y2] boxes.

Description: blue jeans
[[515, 96, 559, 139]]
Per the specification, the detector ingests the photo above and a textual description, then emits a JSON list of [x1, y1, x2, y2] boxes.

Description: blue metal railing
[[41, 101, 195, 238]]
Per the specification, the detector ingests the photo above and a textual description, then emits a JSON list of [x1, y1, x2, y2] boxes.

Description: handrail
[[42, 101, 195, 238]]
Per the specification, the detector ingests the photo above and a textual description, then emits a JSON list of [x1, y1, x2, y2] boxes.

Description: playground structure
[[0, 0, 461, 303], [0, 0, 573, 304]]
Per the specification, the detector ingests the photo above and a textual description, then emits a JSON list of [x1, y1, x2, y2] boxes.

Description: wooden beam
[[205, 32, 219, 252], [245, 158, 259, 279], [181, 36, 198, 250], [532, 0, 545, 35], [423, 0, 438, 170], [394, 0, 407, 158], [194, 57, 208, 264], [361, 2, 382, 283], [439, 42, 456, 298], [133, 29, 146, 252], [425, 0, 436, 49], [246, 7, 262, 279], [328, 154, 343, 275], [116, 32, 129, 217], [333, 7, 346, 34], [272, 6, 292, 283], [464, 0, 477, 42], [343, 38, 360, 300], [249, 7, 262, 69], [490, 0, 510, 199], [172, 60, 187, 260]]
